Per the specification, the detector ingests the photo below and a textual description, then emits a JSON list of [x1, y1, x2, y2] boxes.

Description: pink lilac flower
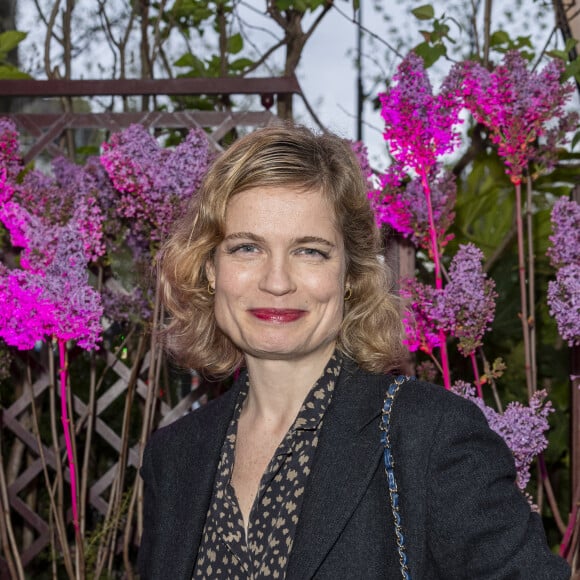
[[416, 360, 438, 383], [401, 279, 441, 355], [547, 264, 580, 347], [374, 166, 456, 251], [0, 168, 15, 204], [101, 285, 152, 325], [42, 225, 103, 349], [0, 265, 59, 350], [0, 118, 22, 180], [402, 244, 496, 357], [460, 52, 576, 184], [0, 201, 59, 272], [379, 52, 463, 175], [351, 140, 375, 191], [547, 197, 580, 268], [2, 143, 107, 263], [0, 224, 102, 351], [452, 381, 553, 490], [433, 244, 497, 356], [100, 124, 214, 247]]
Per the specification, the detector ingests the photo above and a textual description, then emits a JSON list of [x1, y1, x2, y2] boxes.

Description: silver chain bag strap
[[380, 375, 413, 580]]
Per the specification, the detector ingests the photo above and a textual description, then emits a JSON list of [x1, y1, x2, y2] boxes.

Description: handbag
[[380, 375, 413, 580]]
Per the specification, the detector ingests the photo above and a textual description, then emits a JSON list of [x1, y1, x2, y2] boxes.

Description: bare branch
[[332, 2, 403, 59]]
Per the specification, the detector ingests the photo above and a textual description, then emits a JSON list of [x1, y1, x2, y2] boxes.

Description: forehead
[[224, 186, 339, 236]]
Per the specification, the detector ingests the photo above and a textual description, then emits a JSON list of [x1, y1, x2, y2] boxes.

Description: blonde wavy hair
[[158, 124, 405, 377]]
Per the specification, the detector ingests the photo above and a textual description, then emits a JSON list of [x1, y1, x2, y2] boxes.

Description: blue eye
[[297, 248, 330, 259], [227, 243, 258, 254]]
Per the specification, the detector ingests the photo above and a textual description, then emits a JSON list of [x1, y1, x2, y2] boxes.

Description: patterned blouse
[[192, 352, 342, 579]]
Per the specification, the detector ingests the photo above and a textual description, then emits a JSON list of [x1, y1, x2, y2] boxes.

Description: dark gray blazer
[[138, 359, 570, 579]]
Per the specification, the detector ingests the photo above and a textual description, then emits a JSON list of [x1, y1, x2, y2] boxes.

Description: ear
[[205, 258, 216, 287]]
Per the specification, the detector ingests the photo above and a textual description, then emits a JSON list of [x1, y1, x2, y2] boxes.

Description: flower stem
[[525, 176, 537, 393], [514, 181, 534, 398], [57, 339, 80, 535], [470, 351, 483, 398], [421, 169, 451, 389]]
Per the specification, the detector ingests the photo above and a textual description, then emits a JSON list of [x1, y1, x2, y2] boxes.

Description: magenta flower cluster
[[403, 244, 496, 357], [453, 381, 553, 490], [100, 124, 214, 247], [379, 52, 463, 175], [0, 223, 103, 351], [0, 119, 103, 351], [459, 51, 577, 184], [373, 166, 456, 251], [547, 198, 580, 347], [0, 118, 22, 180]]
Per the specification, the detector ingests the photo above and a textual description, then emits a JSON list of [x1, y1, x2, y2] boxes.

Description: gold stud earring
[[208, 282, 215, 295], [344, 287, 352, 301]]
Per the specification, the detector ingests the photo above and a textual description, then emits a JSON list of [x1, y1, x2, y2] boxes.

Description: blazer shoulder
[[145, 386, 238, 457]]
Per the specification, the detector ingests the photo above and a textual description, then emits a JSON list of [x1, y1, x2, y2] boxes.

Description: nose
[[258, 255, 296, 296]]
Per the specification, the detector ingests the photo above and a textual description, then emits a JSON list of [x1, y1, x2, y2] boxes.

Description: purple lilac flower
[[416, 360, 438, 383], [0, 201, 59, 272], [401, 279, 441, 355], [375, 167, 456, 251], [452, 381, 553, 490], [434, 244, 497, 356], [0, 225, 102, 351], [460, 52, 576, 184], [379, 52, 463, 175], [2, 148, 107, 264], [42, 225, 103, 349], [351, 140, 375, 191], [0, 118, 22, 180], [101, 284, 152, 325], [547, 264, 580, 347], [0, 265, 58, 350], [100, 125, 214, 248], [547, 197, 580, 268]]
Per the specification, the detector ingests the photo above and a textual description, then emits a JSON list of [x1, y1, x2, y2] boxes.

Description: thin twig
[[332, 2, 403, 59], [0, 425, 24, 580]]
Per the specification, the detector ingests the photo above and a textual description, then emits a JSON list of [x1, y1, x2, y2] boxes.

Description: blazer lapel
[[287, 361, 388, 580], [152, 380, 242, 580]]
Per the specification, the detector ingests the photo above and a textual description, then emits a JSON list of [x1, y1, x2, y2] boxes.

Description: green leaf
[[571, 131, 580, 151], [0, 30, 27, 58], [490, 30, 510, 47], [173, 53, 206, 75], [227, 33, 243, 55], [411, 4, 434, 20], [274, 0, 293, 9], [547, 49, 569, 61], [564, 57, 580, 80], [0, 64, 32, 79], [413, 41, 446, 68], [229, 57, 254, 72], [565, 37, 578, 53]]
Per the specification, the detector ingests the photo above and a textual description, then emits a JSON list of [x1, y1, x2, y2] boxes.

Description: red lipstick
[[249, 309, 306, 323]]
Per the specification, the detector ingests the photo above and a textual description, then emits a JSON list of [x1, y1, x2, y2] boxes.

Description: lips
[[249, 309, 307, 323]]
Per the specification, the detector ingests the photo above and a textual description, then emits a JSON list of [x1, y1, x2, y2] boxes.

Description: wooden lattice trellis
[[0, 76, 302, 574]]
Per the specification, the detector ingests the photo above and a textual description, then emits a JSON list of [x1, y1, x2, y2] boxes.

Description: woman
[[138, 125, 570, 579]]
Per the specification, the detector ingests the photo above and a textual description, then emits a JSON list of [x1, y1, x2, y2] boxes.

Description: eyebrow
[[223, 232, 336, 248]]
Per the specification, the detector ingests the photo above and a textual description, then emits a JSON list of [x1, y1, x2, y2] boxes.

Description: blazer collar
[[287, 359, 389, 579]]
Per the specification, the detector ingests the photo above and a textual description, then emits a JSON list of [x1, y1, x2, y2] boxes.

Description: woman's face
[[206, 186, 347, 365]]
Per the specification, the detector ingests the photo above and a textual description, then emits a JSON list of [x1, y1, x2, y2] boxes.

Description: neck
[[243, 343, 336, 425]]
